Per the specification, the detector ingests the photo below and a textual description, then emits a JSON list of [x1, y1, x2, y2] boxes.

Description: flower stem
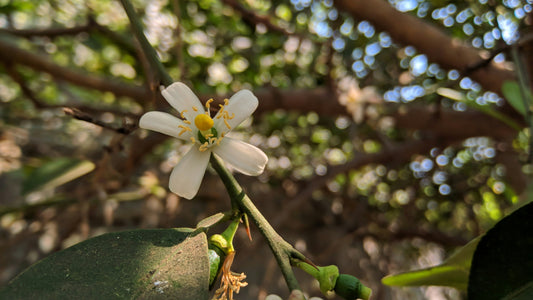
[[119, 0, 173, 87], [210, 155, 304, 292]]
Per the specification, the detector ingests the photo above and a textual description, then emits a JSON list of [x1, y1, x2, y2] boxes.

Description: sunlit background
[[1, 0, 532, 299]]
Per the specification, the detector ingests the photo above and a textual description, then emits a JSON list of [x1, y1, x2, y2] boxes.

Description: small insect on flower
[[139, 82, 268, 199]]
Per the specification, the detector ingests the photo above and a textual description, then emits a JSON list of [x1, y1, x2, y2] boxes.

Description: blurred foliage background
[[0, 0, 532, 299]]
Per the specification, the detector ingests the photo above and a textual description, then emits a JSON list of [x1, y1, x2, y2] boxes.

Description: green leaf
[[502, 81, 530, 116], [437, 87, 521, 131], [382, 237, 480, 290], [22, 158, 95, 195], [468, 202, 533, 300], [196, 212, 227, 229], [0, 228, 210, 300]]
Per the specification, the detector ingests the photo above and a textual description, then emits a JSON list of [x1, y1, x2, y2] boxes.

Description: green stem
[[294, 260, 320, 278], [119, 0, 173, 87], [220, 219, 240, 253], [210, 155, 303, 292]]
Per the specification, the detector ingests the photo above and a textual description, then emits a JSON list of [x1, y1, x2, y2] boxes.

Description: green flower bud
[[208, 234, 229, 253], [333, 274, 372, 300], [207, 234, 228, 289]]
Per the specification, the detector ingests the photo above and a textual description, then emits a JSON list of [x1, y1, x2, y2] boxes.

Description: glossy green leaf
[[468, 202, 533, 300], [0, 228, 210, 300], [22, 158, 95, 195], [502, 81, 530, 116], [382, 236, 480, 290]]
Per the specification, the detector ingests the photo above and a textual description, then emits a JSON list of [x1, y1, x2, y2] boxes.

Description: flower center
[[194, 113, 214, 131]]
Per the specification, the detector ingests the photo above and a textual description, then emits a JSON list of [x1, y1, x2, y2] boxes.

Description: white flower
[[139, 82, 268, 199]]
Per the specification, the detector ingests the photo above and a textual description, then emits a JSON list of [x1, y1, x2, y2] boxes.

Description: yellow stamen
[[223, 118, 231, 130], [217, 105, 225, 119], [192, 106, 198, 112], [190, 137, 196, 143], [217, 99, 230, 119], [205, 98, 214, 110], [199, 142, 209, 152], [180, 111, 192, 124], [178, 125, 192, 136], [194, 114, 214, 131]]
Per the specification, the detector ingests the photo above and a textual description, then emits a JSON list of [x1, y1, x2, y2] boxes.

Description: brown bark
[[391, 105, 518, 141], [0, 38, 148, 101], [334, 0, 515, 96]]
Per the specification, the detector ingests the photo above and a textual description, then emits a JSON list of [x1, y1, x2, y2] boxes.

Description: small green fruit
[[334, 274, 372, 300], [208, 235, 227, 289]]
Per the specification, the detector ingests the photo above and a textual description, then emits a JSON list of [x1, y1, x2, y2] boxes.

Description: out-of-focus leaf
[[502, 81, 530, 116], [0, 228, 210, 300], [437, 87, 521, 131], [468, 202, 533, 300], [22, 158, 95, 195], [382, 237, 480, 290]]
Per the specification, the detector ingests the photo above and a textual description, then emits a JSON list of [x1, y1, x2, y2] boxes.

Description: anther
[[223, 118, 231, 130], [178, 125, 192, 136], [205, 98, 214, 110], [199, 142, 209, 152]]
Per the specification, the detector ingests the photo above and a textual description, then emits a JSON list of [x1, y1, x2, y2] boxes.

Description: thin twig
[[119, 0, 173, 86], [63, 107, 137, 135], [171, 0, 185, 80], [3, 61, 139, 119], [0, 24, 91, 38]]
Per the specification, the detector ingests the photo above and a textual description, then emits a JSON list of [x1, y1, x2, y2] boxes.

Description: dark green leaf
[[0, 228, 210, 300], [468, 202, 533, 300]]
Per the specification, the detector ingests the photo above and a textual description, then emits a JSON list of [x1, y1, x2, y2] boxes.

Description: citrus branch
[[209, 155, 305, 292]]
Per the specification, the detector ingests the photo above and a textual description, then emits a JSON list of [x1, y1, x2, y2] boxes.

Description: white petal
[[214, 89, 258, 134], [213, 137, 267, 176], [139, 111, 193, 140], [161, 82, 204, 122], [169, 147, 211, 199]]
